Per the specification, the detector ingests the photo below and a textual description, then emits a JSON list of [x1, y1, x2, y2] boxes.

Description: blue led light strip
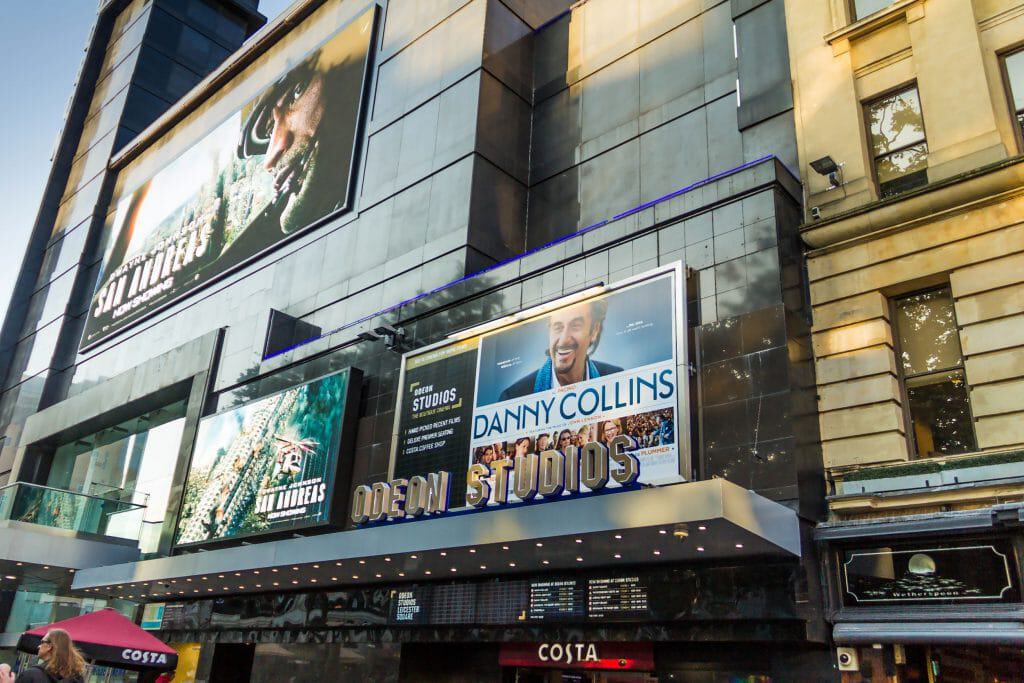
[[264, 154, 780, 360]]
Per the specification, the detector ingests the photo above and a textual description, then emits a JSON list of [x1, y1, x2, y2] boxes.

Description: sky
[[0, 0, 294, 324]]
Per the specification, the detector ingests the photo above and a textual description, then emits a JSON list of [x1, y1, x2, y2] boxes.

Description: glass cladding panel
[[63, 130, 116, 200], [54, 174, 103, 238], [906, 370, 976, 457], [75, 87, 130, 161], [867, 87, 925, 155], [41, 222, 89, 281], [98, 5, 151, 81], [895, 288, 963, 376], [46, 400, 187, 548], [853, 0, 895, 20], [161, 0, 247, 47], [21, 319, 62, 379], [85, 46, 140, 121], [26, 268, 77, 332]]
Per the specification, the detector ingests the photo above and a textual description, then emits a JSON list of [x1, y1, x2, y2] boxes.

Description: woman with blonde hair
[[16, 628, 86, 682]]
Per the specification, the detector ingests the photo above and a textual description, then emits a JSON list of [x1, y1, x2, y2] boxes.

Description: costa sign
[[122, 649, 169, 665], [499, 642, 655, 670]]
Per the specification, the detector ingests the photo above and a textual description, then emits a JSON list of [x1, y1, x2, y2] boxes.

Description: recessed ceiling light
[[480, 565, 487, 570], [653, 550, 661, 556], [576, 557, 583, 562], [384, 557, 391, 562], [207, 588, 213, 592], [614, 554, 621, 559], [440, 552, 447, 557], [509, 562, 516, 567], [659, 530, 667, 535], [359, 560, 366, 565], [4, 576, 15, 580], [410, 554, 418, 559], [217, 575, 224, 579], [292, 566, 299, 571], [735, 543, 744, 549], [238, 585, 245, 589], [375, 574, 382, 578], [234, 573, 240, 577], [698, 526, 707, 531], [273, 582, 280, 586], [536, 542, 543, 547], [450, 568, 457, 572], [398, 572, 405, 577], [697, 547, 705, 552], [310, 579, 317, 583], [222, 587, 229, 590], [202, 577, 208, 581], [469, 549, 476, 554], [331, 577, 339, 581], [614, 534, 622, 540], [255, 584, 262, 588], [253, 571, 259, 575], [272, 569, 279, 573], [313, 564, 319, 569], [542, 560, 549, 565], [353, 575, 359, 579], [335, 562, 343, 566], [291, 580, 298, 585], [425, 570, 432, 575], [574, 539, 582, 544], [502, 546, 509, 551]]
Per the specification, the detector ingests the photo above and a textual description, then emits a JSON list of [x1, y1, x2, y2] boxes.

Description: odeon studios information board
[[353, 264, 689, 524]]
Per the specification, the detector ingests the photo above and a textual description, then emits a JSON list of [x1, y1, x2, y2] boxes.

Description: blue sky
[[0, 0, 294, 324]]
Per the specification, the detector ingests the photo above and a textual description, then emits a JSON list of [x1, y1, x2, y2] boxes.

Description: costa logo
[[121, 649, 168, 665], [537, 643, 599, 665]]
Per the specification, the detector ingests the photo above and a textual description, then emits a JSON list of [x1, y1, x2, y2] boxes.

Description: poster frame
[[386, 261, 690, 493], [172, 366, 363, 550], [79, 5, 379, 352]]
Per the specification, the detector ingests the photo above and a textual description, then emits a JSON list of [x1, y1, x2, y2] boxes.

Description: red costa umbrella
[[17, 608, 177, 671]]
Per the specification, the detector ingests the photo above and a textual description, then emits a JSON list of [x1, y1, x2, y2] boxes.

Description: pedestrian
[[15, 629, 86, 683]]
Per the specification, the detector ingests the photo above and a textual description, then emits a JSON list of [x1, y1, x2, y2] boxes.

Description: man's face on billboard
[[547, 303, 600, 383], [260, 66, 328, 234]]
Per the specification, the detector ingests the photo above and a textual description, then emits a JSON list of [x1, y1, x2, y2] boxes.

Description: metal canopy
[[835, 621, 1024, 645], [72, 479, 801, 601]]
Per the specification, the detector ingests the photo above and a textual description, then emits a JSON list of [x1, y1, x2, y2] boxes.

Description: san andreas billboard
[[82, 7, 376, 348], [388, 265, 687, 513], [175, 368, 360, 547]]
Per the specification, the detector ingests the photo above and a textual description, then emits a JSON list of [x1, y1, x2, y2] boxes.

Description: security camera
[[836, 647, 859, 672], [810, 206, 822, 221]]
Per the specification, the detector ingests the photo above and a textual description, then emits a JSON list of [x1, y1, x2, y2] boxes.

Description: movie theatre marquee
[[384, 264, 690, 518]]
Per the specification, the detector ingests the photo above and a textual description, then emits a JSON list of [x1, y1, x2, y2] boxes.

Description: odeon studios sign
[[351, 435, 640, 524]]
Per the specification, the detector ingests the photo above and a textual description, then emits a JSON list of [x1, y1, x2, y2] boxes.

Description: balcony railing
[[0, 482, 146, 543]]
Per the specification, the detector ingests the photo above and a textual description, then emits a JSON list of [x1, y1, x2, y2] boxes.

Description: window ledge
[[825, 0, 923, 47]]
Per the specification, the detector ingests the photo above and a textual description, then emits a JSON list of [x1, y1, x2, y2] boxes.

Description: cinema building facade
[[1, 0, 837, 679]]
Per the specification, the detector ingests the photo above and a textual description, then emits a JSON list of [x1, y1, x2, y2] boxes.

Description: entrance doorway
[[208, 643, 254, 683]]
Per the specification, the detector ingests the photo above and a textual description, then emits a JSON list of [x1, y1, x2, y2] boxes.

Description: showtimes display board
[[390, 266, 686, 508], [82, 7, 377, 348], [174, 368, 360, 547]]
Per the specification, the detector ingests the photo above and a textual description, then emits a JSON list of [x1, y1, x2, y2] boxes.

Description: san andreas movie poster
[[175, 370, 355, 546], [82, 8, 376, 348], [391, 267, 685, 508]]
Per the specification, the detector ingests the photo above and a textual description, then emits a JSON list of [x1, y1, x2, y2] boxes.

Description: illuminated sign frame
[[385, 263, 689, 513]]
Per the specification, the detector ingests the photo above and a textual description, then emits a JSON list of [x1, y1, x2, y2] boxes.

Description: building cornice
[[801, 155, 1024, 253]]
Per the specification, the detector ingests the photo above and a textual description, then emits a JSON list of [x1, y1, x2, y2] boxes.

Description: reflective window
[[894, 288, 976, 458], [852, 0, 896, 20], [47, 400, 187, 553], [1003, 49, 1024, 145], [866, 86, 928, 198]]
